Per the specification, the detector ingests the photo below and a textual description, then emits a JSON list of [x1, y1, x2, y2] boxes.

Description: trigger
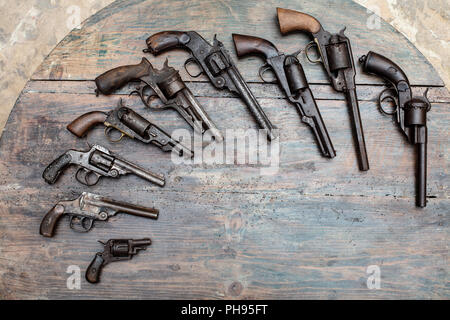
[[184, 58, 203, 78], [259, 64, 274, 83], [378, 88, 399, 115]]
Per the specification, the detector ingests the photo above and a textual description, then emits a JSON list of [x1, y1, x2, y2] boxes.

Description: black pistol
[[359, 51, 431, 207], [145, 31, 277, 140], [86, 238, 151, 283], [232, 33, 335, 158], [277, 8, 369, 170]]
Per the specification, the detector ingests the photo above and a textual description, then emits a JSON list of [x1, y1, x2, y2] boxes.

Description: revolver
[[359, 51, 431, 207], [277, 8, 369, 170], [95, 58, 223, 141], [144, 31, 277, 140], [232, 33, 335, 158], [67, 99, 193, 157], [39, 192, 159, 237], [86, 238, 151, 283], [43, 144, 165, 186]]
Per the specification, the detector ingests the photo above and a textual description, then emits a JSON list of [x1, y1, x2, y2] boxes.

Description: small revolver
[[86, 238, 151, 283], [43, 144, 165, 186], [232, 33, 335, 158], [95, 58, 223, 141], [277, 8, 369, 170], [67, 99, 193, 157], [145, 31, 277, 140], [39, 192, 159, 237], [359, 51, 431, 207]]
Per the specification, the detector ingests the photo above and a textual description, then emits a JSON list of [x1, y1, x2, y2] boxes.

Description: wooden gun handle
[[277, 7, 322, 34], [86, 253, 105, 283], [232, 33, 279, 59], [95, 58, 152, 95], [67, 111, 108, 138], [39, 204, 66, 237], [145, 31, 188, 54]]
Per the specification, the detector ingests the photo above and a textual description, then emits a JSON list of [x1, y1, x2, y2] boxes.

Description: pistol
[[86, 238, 151, 283], [67, 99, 193, 157], [95, 58, 223, 141], [43, 144, 165, 186], [359, 52, 431, 207], [144, 31, 277, 140], [277, 8, 369, 170], [232, 33, 335, 158], [39, 192, 159, 237]]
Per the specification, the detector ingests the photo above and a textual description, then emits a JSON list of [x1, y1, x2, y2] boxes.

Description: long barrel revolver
[[277, 8, 369, 170], [86, 238, 151, 283], [39, 192, 159, 237], [144, 31, 277, 140], [95, 58, 223, 141], [359, 52, 431, 207], [43, 144, 165, 186], [67, 99, 193, 157], [232, 33, 335, 158]]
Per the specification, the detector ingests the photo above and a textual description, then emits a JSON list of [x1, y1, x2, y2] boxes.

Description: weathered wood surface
[[0, 0, 448, 299]]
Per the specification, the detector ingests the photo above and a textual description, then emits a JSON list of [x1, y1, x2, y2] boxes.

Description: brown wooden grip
[[277, 7, 322, 34], [67, 111, 108, 138], [39, 204, 66, 237], [232, 33, 279, 59], [145, 31, 187, 54], [95, 58, 152, 95]]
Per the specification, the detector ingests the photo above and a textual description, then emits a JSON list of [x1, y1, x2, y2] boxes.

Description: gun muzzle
[[114, 158, 165, 186]]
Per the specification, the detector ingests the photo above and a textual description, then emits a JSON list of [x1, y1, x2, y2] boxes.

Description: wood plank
[[31, 0, 444, 86]]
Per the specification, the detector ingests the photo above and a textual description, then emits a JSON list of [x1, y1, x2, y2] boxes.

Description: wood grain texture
[[0, 0, 448, 300]]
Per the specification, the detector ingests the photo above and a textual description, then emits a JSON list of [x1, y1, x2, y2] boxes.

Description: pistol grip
[[145, 31, 188, 54], [67, 111, 108, 138], [86, 253, 105, 284], [95, 58, 152, 95], [277, 7, 322, 35], [232, 34, 279, 59], [359, 51, 409, 86], [42, 153, 72, 184], [39, 204, 66, 237]]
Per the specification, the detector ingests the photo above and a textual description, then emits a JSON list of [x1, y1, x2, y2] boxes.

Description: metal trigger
[[258, 64, 274, 83], [184, 58, 203, 78], [378, 88, 399, 115], [104, 126, 125, 143]]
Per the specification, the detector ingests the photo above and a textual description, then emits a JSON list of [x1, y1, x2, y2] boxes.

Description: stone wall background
[[0, 0, 448, 133]]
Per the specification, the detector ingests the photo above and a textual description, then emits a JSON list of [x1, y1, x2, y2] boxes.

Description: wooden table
[[0, 0, 448, 299]]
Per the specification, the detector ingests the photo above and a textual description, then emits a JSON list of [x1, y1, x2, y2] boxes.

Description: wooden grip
[[67, 111, 107, 138], [277, 7, 321, 34], [86, 253, 105, 283], [145, 31, 187, 54], [232, 33, 279, 59], [39, 204, 66, 237], [95, 58, 152, 95]]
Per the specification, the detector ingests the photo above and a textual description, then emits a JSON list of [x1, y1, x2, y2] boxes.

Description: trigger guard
[[378, 88, 399, 115], [104, 127, 124, 143], [305, 41, 322, 64], [75, 168, 100, 186], [259, 64, 274, 83], [69, 216, 93, 233], [184, 58, 203, 78]]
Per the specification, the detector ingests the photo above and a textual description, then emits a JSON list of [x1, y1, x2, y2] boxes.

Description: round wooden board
[[0, 0, 448, 299]]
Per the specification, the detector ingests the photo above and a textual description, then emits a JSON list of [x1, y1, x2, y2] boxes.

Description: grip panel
[[359, 51, 409, 86], [145, 31, 188, 54], [42, 153, 72, 184], [39, 204, 66, 237], [232, 33, 279, 59], [86, 253, 105, 284], [95, 58, 152, 95], [67, 111, 108, 138], [277, 7, 321, 34]]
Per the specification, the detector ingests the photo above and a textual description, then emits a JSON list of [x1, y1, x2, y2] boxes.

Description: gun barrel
[[179, 88, 224, 142], [130, 238, 152, 248], [85, 195, 159, 219], [345, 88, 369, 171], [115, 158, 165, 186], [227, 66, 277, 140], [417, 142, 427, 207]]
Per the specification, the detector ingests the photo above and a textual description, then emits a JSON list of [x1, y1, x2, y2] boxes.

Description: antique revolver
[[144, 31, 277, 140], [277, 8, 369, 170], [359, 52, 431, 207], [39, 192, 159, 237], [95, 58, 223, 141], [67, 99, 193, 157], [86, 238, 151, 283], [43, 144, 165, 186], [232, 33, 335, 158]]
